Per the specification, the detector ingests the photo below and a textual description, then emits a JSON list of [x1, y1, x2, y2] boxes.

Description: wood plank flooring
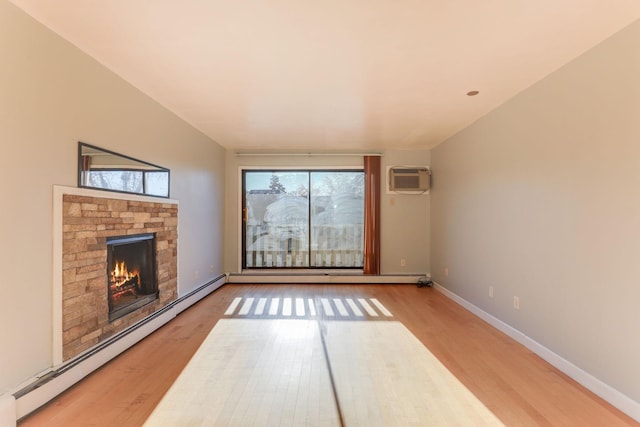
[[144, 319, 341, 426], [18, 284, 639, 426], [325, 321, 502, 426]]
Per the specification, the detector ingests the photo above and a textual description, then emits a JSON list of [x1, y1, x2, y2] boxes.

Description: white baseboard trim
[[228, 273, 425, 284], [433, 282, 640, 423], [14, 275, 226, 422]]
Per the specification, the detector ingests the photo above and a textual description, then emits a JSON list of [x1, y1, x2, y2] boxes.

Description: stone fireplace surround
[[55, 186, 178, 362]]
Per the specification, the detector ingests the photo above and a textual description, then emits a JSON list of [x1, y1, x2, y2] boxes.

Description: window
[[79, 142, 170, 198], [243, 170, 364, 268]]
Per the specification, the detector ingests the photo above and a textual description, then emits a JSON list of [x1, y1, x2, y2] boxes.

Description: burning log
[[116, 275, 139, 290], [110, 259, 142, 300], [111, 274, 140, 300]]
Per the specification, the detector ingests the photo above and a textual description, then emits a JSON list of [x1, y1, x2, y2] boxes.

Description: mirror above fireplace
[[78, 142, 170, 198]]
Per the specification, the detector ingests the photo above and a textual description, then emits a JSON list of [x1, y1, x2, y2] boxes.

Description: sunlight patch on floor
[[326, 321, 504, 426], [144, 318, 504, 426], [221, 296, 394, 319]]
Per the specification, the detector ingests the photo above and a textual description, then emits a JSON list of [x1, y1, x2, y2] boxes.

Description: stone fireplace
[[59, 190, 178, 361]]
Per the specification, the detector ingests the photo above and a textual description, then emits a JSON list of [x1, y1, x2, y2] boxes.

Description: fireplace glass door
[[106, 233, 158, 321]]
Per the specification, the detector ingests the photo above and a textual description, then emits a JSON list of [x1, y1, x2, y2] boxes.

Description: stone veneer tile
[[61, 194, 178, 361]]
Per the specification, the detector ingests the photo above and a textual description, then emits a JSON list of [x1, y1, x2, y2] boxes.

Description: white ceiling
[[9, 1, 640, 151]]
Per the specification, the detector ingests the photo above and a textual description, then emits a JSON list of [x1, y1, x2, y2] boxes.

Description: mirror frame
[[78, 142, 170, 198]]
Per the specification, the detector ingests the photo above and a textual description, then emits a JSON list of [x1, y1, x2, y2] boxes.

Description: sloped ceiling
[[9, 0, 640, 151]]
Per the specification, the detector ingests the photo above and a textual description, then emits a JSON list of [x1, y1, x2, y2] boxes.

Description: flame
[[110, 259, 140, 299]]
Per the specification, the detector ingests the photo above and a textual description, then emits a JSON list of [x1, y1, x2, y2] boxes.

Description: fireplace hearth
[[107, 233, 158, 321]]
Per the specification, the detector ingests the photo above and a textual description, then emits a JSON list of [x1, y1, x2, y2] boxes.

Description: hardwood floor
[[19, 284, 638, 426]]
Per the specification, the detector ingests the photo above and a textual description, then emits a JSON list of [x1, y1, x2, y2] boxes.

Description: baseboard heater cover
[[229, 273, 426, 284], [13, 274, 226, 421], [0, 394, 16, 427]]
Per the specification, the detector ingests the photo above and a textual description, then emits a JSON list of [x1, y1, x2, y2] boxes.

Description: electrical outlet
[[514, 296, 520, 309], [444, 267, 449, 277], [195, 270, 200, 280], [489, 286, 494, 298], [400, 259, 406, 267], [210, 265, 215, 273]]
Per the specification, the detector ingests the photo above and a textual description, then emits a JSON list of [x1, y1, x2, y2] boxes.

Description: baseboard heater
[[13, 274, 226, 421], [229, 272, 427, 284]]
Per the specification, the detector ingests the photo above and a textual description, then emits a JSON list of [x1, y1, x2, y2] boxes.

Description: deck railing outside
[[245, 224, 364, 268]]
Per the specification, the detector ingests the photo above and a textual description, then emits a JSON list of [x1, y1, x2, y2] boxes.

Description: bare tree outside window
[[88, 170, 143, 193]]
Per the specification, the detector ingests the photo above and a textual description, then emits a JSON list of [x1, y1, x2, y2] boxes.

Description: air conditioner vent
[[394, 168, 421, 174], [388, 166, 430, 193]]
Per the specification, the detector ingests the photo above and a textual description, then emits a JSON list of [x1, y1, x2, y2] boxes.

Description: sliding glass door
[[243, 170, 364, 269]]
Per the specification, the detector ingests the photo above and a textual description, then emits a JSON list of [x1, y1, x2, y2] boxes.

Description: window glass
[[310, 172, 364, 267], [243, 170, 364, 269], [145, 171, 170, 197], [245, 171, 309, 267], [87, 170, 143, 193]]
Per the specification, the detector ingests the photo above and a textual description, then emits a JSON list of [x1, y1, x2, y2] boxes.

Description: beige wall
[[0, 1, 225, 393], [224, 150, 430, 274], [381, 151, 430, 275], [431, 20, 640, 402]]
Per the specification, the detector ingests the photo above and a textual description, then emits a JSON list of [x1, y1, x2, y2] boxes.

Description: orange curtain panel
[[363, 156, 381, 275]]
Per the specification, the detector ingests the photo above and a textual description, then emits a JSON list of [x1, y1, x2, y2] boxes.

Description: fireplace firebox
[[106, 233, 158, 322]]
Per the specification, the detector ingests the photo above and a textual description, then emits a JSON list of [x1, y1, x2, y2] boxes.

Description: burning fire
[[110, 260, 140, 299]]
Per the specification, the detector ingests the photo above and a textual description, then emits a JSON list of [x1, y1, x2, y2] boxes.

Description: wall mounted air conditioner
[[388, 166, 431, 193]]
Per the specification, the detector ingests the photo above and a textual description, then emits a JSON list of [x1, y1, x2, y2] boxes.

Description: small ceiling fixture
[[466, 90, 480, 96]]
